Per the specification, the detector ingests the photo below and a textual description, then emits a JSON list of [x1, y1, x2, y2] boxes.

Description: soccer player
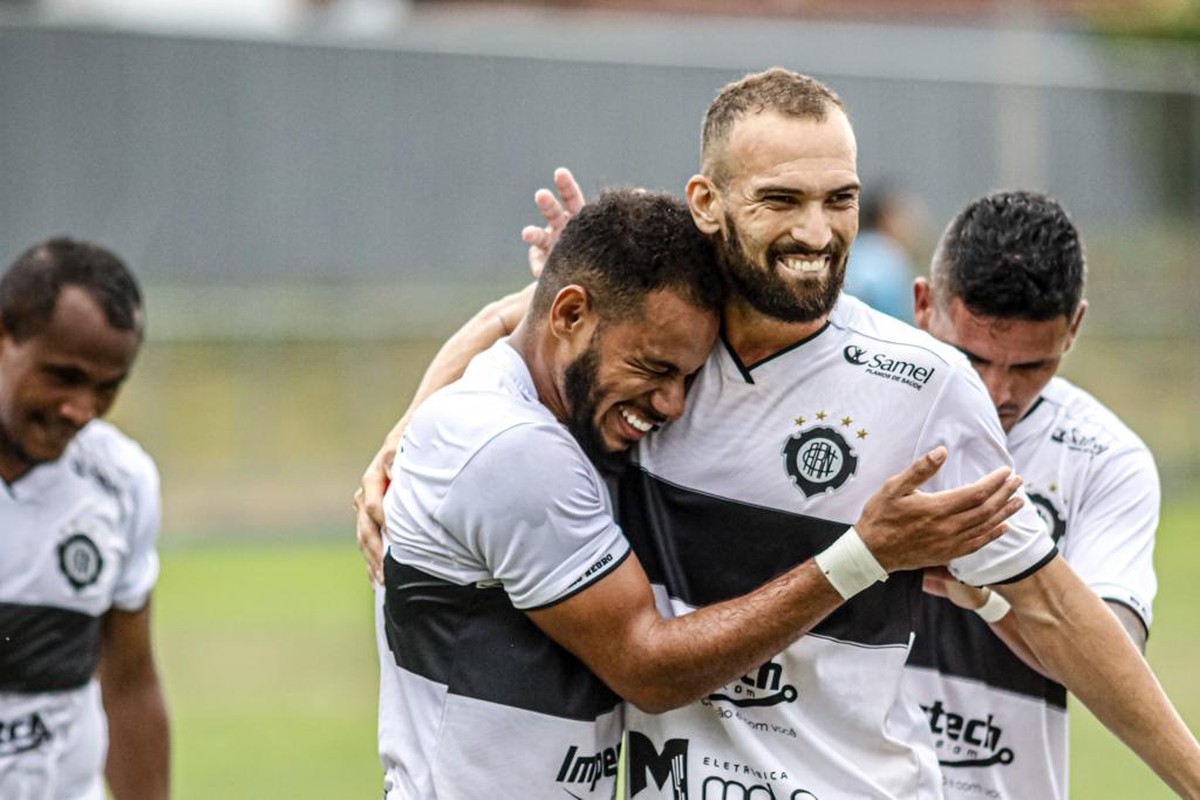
[[0, 239, 168, 800], [359, 70, 1200, 797], [902, 190, 1160, 799], [374, 189, 1022, 799]]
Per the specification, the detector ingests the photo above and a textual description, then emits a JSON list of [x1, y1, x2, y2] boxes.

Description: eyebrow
[[955, 346, 1053, 369], [752, 181, 861, 199]]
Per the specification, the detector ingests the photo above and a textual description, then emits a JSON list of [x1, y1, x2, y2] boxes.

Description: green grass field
[[152, 496, 1200, 799]]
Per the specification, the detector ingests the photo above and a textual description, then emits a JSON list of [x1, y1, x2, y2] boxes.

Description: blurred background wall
[[0, 0, 1196, 539]]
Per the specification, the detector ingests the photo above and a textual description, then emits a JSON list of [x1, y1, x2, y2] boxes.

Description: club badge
[[783, 425, 858, 497], [1027, 492, 1066, 544], [58, 533, 104, 591]]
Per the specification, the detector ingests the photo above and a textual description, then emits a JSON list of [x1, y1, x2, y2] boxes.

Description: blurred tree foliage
[[1087, 0, 1200, 41]]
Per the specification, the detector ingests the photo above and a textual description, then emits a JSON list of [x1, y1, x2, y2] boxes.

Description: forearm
[[406, 282, 534, 414], [104, 678, 170, 800], [1000, 559, 1200, 797], [620, 561, 843, 713]]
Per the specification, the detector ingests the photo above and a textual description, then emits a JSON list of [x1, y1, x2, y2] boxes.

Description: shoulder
[[830, 294, 967, 370], [69, 421, 160, 493], [1036, 377, 1153, 459]]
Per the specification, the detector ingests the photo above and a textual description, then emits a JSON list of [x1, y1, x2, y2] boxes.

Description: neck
[[722, 297, 829, 367], [509, 319, 569, 424], [0, 438, 35, 485]]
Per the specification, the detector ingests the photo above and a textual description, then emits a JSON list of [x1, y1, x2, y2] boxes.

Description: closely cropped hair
[[932, 191, 1085, 321], [1, 237, 143, 342], [701, 68, 844, 187], [530, 189, 724, 324]]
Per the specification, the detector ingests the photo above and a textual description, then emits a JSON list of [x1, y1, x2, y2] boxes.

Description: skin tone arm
[[924, 567, 1148, 678], [97, 602, 169, 800], [996, 558, 1200, 797], [529, 448, 1024, 714], [355, 169, 585, 583]]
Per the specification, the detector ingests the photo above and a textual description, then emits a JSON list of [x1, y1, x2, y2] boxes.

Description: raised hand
[[520, 167, 586, 277], [855, 447, 1025, 573]]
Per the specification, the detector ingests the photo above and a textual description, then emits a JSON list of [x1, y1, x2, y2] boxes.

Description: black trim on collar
[[720, 320, 833, 384]]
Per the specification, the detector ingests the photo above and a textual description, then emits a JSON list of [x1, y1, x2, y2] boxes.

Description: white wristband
[[814, 527, 888, 600], [974, 589, 1011, 623]]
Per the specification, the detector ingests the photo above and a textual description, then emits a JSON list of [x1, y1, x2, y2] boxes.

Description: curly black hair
[[531, 189, 725, 323], [932, 190, 1085, 321]]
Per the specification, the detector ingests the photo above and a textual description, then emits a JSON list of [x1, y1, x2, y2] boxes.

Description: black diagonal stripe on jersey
[[909, 595, 1067, 709], [382, 558, 621, 721], [0, 602, 101, 692], [618, 467, 922, 647]]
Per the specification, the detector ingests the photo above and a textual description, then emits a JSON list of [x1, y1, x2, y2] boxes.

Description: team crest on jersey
[[1027, 492, 1066, 544], [58, 533, 104, 590], [782, 425, 858, 497]]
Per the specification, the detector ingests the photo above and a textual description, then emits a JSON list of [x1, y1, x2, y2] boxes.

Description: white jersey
[[379, 340, 630, 800], [0, 421, 161, 800], [904, 376, 1159, 800], [621, 295, 1055, 800]]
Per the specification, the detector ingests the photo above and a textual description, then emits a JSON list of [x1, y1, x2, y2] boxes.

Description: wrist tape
[[974, 589, 1012, 623], [814, 527, 888, 600]]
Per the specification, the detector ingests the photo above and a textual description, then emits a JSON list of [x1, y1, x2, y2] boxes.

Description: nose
[[789, 203, 833, 251], [60, 390, 100, 428], [649, 377, 687, 422], [977, 366, 1012, 410]]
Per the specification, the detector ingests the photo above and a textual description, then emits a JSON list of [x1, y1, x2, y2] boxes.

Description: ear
[[547, 285, 598, 348], [686, 174, 723, 235], [912, 277, 935, 332], [1063, 299, 1087, 352]]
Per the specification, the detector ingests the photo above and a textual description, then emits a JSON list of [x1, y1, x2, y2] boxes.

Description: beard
[[562, 342, 628, 474], [719, 213, 848, 323]]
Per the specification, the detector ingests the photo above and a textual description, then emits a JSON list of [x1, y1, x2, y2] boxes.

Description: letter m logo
[[628, 732, 689, 799]]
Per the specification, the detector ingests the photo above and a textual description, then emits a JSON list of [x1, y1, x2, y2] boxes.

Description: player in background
[[0, 238, 168, 800], [374, 189, 1022, 799], [903, 190, 1159, 799], [358, 69, 1200, 798]]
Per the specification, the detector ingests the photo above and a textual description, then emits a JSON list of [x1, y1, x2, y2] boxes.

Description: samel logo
[[842, 344, 935, 391]]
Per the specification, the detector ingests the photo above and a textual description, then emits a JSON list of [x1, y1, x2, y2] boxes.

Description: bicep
[[526, 555, 660, 686], [98, 602, 157, 691]]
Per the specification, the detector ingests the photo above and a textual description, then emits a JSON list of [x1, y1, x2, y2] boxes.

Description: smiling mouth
[[619, 406, 657, 434], [777, 254, 829, 274]]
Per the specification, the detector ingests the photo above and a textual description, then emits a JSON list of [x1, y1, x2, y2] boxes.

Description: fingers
[[884, 446, 948, 496], [553, 167, 585, 214], [535, 187, 571, 231], [354, 490, 385, 585], [932, 466, 1019, 517]]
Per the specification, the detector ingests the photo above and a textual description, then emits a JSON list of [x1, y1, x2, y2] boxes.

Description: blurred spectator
[[845, 180, 927, 322]]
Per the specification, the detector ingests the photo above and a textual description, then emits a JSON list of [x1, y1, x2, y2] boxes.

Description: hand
[[855, 447, 1024, 573], [922, 566, 990, 610], [354, 424, 404, 585], [520, 167, 585, 277]]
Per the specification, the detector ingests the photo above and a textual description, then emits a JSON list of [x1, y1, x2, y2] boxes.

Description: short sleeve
[[437, 423, 629, 610], [916, 366, 1057, 586], [1061, 445, 1159, 629], [110, 449, 162, 611]]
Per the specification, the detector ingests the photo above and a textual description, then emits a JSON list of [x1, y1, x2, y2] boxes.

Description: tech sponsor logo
[[627, 734, 819, 799], [921, 699, 1014, 769], [1027, 492, 1066, 544], [1050, 426, 1109, 456], [707, 661, 798, 709], [556, 741, 621, 796], [842, 344, 936, 391], [0, 711, 52, 757], [782, 427, 857, 498]]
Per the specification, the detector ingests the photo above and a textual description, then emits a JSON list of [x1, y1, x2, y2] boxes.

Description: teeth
[[621, 407, 654, 433], [779, 255, 828, 273]]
